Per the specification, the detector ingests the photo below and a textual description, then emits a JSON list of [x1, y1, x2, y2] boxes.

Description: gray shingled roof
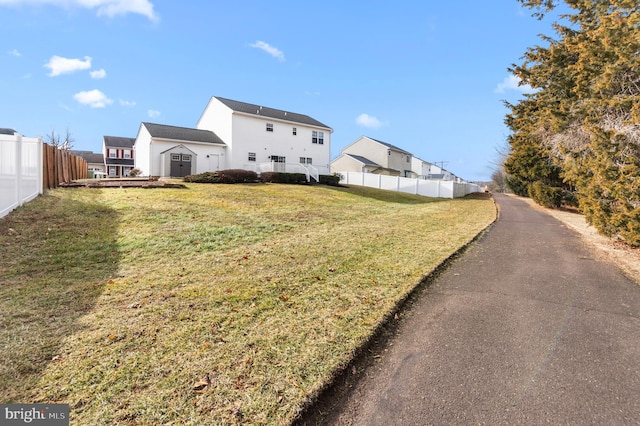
[[70, 150, 104, 164], [214, 96, 331, 130], [104, 136, 135, 148], [345, 153, 380, 166], [0, 128, 17, 135], [142, 122, 225, 145], [367, 137, 411, 155]]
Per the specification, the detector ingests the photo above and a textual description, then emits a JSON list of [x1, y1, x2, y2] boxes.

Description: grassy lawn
[[0, 183, 495, 424]]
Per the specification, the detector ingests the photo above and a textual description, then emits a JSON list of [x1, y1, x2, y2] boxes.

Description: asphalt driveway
[[298, 193, 640, 425]]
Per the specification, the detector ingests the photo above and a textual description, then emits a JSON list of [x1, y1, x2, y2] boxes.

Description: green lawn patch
[[0, 183, 495, 424]]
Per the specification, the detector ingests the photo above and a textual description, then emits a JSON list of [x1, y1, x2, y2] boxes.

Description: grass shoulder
[[0, 184, 495, 424]]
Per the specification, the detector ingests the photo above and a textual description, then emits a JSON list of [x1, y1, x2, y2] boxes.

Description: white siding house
[[331, 136, 414, 177], [130, 97, 332, 180], [196, 96, 333, 177], [133, 123, 226, 178]]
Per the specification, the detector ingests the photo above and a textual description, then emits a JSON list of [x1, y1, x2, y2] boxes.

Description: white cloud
[[8, 49, 21, 57], [90, 68, 106, 79], [250, 41, 285, 62], [494, 75, 535, 94], [45, 55, 92, 76], [356, 113, 387, 129], [73, 89, 113, 108], [147, 109, 161, 118], [119, 99, 136, 107], [0, 0, 158, 21]]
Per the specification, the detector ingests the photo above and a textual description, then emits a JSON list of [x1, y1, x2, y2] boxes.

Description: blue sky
[[0, 0, 555, 181]]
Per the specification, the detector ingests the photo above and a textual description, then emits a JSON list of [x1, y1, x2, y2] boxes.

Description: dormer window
[[266, 123, 274, 132]]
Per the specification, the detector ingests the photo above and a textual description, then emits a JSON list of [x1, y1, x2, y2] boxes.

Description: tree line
[[503, 0, 640, 246]]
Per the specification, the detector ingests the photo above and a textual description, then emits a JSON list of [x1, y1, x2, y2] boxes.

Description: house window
[[182, 155, 191, 162], [248, 152, 256, 162], [171, 154, 181, 161], [266, 123, 274, 132], [124, 150, 131, 159], [109, 166, 117, 176], [406, 155, 410, 163], [312, 131, 318, 144], [388, 149, 391, 156], [292, 127, 297, 135], [109, 150, 116, 158], [318, 132, 324, 145], [299, 157, 312, 164]]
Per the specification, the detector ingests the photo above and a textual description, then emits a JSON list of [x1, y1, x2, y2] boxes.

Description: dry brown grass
[[0, 183, 496, 424]]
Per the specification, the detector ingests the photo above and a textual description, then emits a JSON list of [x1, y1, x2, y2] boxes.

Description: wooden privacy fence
[[43, 143, 88, 189]]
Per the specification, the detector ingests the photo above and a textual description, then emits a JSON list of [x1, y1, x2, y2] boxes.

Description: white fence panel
[[380, 175, 398, 192], [0, 133, 43, 219], [397, 176, 417, 194], [417, 179, 440, 197], [338, 171, 480, 199]]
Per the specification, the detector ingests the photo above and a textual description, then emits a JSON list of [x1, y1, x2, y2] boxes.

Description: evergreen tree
[[505, 0, 640, 245]]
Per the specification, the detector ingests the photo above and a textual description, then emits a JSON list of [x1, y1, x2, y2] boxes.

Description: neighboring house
[[330, 153, 385, 175], [1, 128, 18, 135], [134, 122, 226, 178], [71, 150, 105, 178], [331, 136, 414, 177], [103, 136, 135, 177], [196, 96, 333, 177], [411, 156, 456, 181]]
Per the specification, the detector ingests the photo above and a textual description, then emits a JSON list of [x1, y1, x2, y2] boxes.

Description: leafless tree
[[45, 127, 74, 150]]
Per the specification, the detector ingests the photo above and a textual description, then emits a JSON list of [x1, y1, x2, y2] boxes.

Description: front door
[[271, 155, 286, 172], [170, 154, 192, 177]]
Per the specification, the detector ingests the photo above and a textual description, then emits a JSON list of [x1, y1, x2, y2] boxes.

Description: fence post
[[36, 137, 43, 195], [15, 134, 22, 208]]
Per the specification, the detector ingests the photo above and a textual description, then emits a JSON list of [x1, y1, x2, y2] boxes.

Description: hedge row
[[183, 169, 258, 184], [183, 170, 343, 186]]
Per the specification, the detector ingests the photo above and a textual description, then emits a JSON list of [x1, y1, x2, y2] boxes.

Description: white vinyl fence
[[1, 133, 43, 219], [338, 171, 482, 199]]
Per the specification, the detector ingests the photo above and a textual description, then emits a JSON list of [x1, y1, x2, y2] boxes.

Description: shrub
[[183, 170, 258, 184], [128, 168, 142, 177], [528, 180, 563, 208], [183, 172, 218, 183], [260, 172, 307, 184], [319, 174, 341, 186]]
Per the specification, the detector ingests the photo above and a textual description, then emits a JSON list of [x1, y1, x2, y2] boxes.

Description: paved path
[[302, 193, 640, 425]]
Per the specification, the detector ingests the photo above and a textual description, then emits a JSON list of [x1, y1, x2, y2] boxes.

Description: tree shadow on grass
[[0, 191, 120, 403]]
